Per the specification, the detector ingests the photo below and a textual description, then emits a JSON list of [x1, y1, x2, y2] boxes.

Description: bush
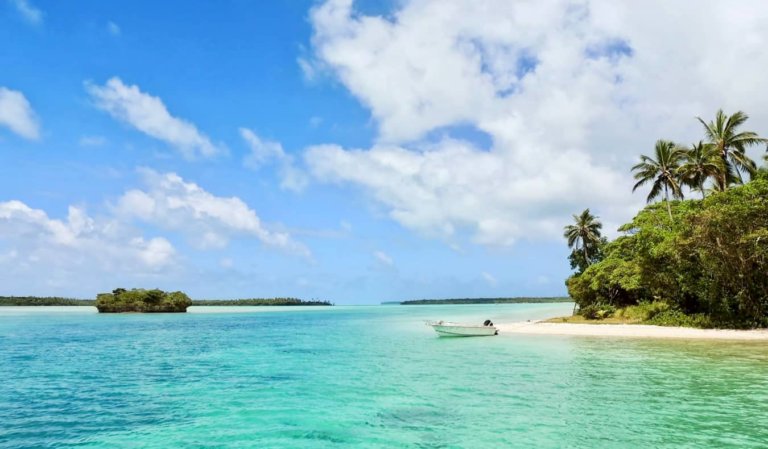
[[580, 304, 616, 320], [617, 301, 670, 321], [96, 288, 191, 313], [645, 309, 713, 328]]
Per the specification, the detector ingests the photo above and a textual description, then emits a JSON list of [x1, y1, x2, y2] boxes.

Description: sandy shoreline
[[497, 321, 768, 340]]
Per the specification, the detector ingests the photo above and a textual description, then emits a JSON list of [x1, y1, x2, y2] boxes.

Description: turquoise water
[[2, 304, 768, 448]]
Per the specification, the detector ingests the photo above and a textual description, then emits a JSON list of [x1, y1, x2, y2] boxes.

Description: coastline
[[497, 321, 768, 340]]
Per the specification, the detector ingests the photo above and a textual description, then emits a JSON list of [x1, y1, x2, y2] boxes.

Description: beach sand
[[497, 321, 768, 340]]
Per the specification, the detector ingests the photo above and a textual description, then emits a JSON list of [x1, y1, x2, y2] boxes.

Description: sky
[[2, 0, 768, 303]]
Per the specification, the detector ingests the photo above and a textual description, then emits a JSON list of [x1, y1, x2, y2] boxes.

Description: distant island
[[1, 294, 332, 308], [192, 298, 332, 306], [0, 296, 95, 306], [96, 288, 192, 313], [398, 297, 571, 305]]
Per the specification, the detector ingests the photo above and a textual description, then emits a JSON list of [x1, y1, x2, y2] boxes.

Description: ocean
[[2, 303, 767, 448]]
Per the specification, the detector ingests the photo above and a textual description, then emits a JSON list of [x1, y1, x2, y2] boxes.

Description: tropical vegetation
[[0, 296, 94, 306], [565, 110, 768, 328], [96, 288, 192, 313]]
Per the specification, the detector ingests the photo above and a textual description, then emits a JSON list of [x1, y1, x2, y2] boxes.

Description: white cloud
[[11, 0, 42, 25], [373, 250, 393, 266], [115, 169, 310, 257], [304, 0, 768, 246], [240, 128, 308, 192], [86, 77, 222, 159], [0, 200, 175, 272], [481, 272, 497, 286], [0, 87, 40, 140], [107, 21, 121, 36]]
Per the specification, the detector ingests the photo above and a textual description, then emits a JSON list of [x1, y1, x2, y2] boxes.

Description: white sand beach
[[497, 321, 768, 341]]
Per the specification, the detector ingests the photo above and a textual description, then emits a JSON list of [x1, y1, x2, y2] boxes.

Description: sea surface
[[2, 303, 768, 448]]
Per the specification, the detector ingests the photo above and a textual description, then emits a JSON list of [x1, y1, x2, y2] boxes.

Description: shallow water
[[2, 304, 767, 448]]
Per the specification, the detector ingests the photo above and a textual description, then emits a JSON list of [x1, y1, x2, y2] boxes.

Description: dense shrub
[[614, 301, 670, 321], [96, 288, 191, 313], [644, 310, 713, 328], [580, 304, 616, 320]]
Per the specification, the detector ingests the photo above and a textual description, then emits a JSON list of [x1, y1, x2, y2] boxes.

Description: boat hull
[[430, 323, 498, 337]]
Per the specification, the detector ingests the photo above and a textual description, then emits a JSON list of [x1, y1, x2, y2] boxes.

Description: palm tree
[[564, 209, 603, 269], [678, 141, 720, 199], [632, 140, 685, 220], [697, 109, 766, 190]]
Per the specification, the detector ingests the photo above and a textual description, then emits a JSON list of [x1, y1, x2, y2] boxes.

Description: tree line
[[564, 110, 768, 328], [0, 296, 95, 306]]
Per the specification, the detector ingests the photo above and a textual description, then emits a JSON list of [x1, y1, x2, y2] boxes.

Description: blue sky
[[2, 0, 768, 303]]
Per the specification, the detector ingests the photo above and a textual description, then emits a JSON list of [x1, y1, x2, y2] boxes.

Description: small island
[[96, 288, 192, 313]]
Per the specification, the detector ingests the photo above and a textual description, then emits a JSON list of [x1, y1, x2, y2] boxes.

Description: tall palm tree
[[678, 141, 720, 199], [697, 109, 766, 190], [632, 140, 685, 220], [563, 209, 603, 269]]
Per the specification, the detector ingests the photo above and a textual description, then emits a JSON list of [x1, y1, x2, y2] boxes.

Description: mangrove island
[[96, 288, 192, 313]]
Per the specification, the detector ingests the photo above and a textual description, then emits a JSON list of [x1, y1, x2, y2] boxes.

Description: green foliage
[[697, 109, 766, 189], [96, 288, 192, 313], [564, 209, 604, 273], [644, 310, 713, 328], [0, 296, 94, 306], [632, 140, 686, 219], [678, 141, 721, 198], [580, 304, 616, 320], [192, 298, 332, 306], [614, 301, 670, 321], [568, 176, 768, 328]]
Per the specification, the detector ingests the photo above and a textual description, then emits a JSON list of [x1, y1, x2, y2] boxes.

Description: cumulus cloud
[[115, 169, 310, 257], [303, 0, 768, 246], [86, 77, 222, 159], [0, 87, 40, 139], [240, 128, 308, 192], [11, 0, 42, 25], [0, 200, 175, 277]]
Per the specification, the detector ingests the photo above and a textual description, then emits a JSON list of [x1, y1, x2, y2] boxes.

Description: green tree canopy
[[563, 209, 604, 273], [697, 109, 765, 189], [632, 140, 685, 220]]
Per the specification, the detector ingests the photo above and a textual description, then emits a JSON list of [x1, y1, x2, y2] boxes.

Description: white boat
[[426, 320, 498, 337]]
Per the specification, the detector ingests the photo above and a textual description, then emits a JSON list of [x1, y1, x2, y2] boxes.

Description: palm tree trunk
[[664, 185, 672, 221], [720, 147, 728, 190], [700, 181, 706, 199], [583, 244, 589, 267]]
